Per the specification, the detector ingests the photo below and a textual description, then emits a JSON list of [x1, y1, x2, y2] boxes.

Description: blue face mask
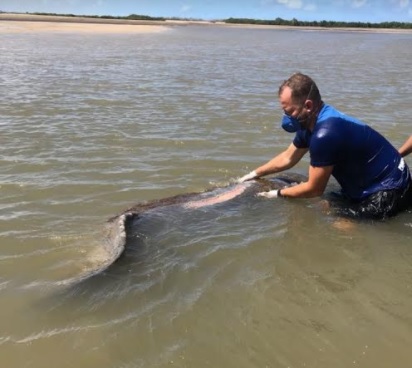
[[281, 114, 301, 133]]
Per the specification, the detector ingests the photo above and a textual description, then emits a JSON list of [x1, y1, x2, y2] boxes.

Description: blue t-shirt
[[293, 104, 410, 200]]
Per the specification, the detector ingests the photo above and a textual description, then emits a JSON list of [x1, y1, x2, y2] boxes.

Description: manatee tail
[[103, 212, 137, 264], [57, 212, 137, 287]]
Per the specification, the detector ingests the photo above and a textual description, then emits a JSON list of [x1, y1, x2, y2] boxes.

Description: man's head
[[279, 72, 321, 106], [278, 73, 322, 132]]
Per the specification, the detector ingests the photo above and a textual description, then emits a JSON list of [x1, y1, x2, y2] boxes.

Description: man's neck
[[308, 101, 324, 131]]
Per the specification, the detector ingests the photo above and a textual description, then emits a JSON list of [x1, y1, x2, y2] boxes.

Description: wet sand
[[1, 12, 411, 34]]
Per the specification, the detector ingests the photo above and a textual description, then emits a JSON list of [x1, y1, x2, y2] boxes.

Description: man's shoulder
[[317, 104, 337, 121], [318, 104, 365, 126]]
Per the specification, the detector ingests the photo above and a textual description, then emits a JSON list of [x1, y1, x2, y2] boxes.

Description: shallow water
[[1, 25, 412, 367]]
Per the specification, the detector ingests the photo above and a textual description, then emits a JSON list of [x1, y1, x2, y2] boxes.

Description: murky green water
[[1, 25, 412, 367]]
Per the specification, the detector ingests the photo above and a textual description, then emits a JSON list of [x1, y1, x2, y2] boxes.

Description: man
[[238, 72, 412, 219], [399, 136, 412, 157]]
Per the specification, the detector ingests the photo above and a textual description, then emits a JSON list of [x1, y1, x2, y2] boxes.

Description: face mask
[[281, 114, 301, 133]]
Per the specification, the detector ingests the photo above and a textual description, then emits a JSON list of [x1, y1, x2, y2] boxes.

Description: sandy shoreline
[[1, 13, 411, 34], [0, 13, 172, 33]]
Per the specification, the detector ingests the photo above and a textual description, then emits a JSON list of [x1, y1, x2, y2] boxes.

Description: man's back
[[295, 104, 409, 200]]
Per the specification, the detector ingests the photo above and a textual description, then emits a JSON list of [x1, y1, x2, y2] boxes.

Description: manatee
[[68, 173, 307, 285]]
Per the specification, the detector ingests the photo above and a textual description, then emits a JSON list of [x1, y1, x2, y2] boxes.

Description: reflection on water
[[0, 25, 412, 367]]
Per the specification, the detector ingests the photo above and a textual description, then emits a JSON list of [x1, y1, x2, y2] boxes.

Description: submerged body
[[63, 173, 306, 285], [105, 174, 305, 261]]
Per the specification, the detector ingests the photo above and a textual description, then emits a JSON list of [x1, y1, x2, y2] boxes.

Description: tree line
[[27, 12, 166, 21], [224, 17, 412, 29]]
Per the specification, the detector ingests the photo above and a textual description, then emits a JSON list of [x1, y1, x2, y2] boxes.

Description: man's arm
[[238, 143, 307, 182], [254, 143, 308, 177], [399, 136, 412, 157], [259, 164, 333, 199], [280, 165, 333, 198]]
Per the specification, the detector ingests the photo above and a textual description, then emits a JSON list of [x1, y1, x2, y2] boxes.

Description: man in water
[[399, 136, 412, 158], [238, 72, 412, 219]]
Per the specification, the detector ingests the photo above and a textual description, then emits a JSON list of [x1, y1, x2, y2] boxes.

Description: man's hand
[[237, 170, 257, 183], [257, 189, 280, 198]]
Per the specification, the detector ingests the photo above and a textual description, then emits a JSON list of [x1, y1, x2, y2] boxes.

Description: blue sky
[[1, 0, 411, 23]]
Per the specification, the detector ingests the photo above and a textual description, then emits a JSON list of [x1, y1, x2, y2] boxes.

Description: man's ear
[[305, 100, 313, 111]]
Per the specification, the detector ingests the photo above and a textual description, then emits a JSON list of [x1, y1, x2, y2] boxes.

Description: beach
[[0, 13, 173, 33], [1, 12, 411, 34]]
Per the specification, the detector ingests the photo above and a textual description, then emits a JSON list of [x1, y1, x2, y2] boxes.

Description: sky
[[0, 0, 411, 23]]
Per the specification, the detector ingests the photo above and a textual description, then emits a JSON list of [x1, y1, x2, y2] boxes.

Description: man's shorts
[[329, 180, 412, 220]]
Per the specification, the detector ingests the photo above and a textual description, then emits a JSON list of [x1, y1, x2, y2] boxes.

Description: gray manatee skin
[[56, 173, 307, 289], [71, 173, 307, 285], [62, 173, 307, 287]]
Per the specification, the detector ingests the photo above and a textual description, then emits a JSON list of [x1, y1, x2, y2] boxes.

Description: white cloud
[[262, 0, 316, 11], [351, 0, 368, 8], [276, 0, 304, 9], [180, 5, 191, 14], [399, 0, 409, 8], [304, 3, 317, 11]]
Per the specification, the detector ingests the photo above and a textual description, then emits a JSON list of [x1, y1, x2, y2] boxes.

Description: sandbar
[[0, 13, 411, 34], [0, 13, 170, 33]]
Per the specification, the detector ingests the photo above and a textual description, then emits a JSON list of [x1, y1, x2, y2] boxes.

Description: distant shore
[[0, 13, 172, 33], [1, 13, 411, 34]]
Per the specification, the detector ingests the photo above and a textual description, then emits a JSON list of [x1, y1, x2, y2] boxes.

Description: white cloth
[[257, 189, 279, 198], [237, 170, 257, 183]]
